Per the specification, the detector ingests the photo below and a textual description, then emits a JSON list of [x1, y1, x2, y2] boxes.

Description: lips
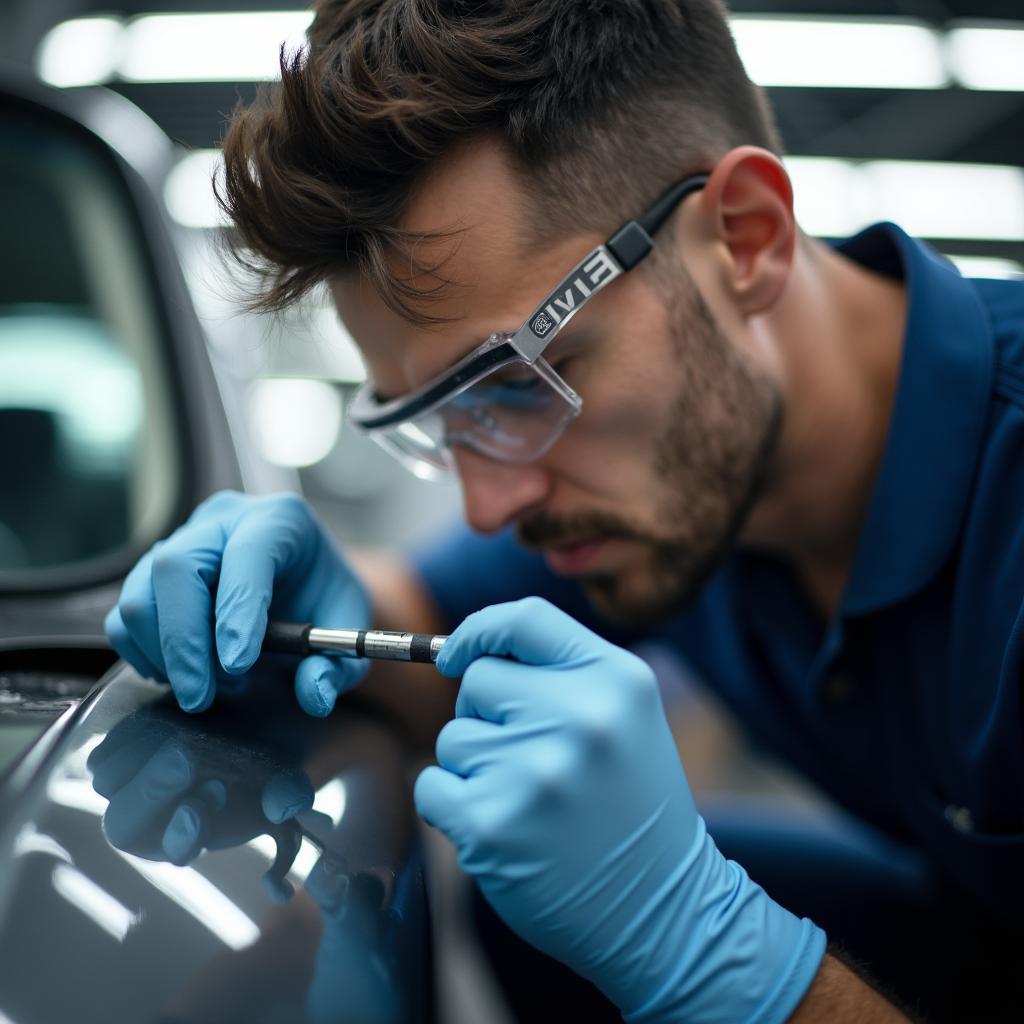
[[542, 538, 608, 575]]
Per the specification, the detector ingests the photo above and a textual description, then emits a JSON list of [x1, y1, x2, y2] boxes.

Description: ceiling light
[[164, 149, 228, 229], [248, 378, 343, 467], [785, 157, 1024, 241], [40, 13, 1024, 94], [863, 160, 1024, 241], [36, 16, 123, 87], [946, 256, 1024, 279], [119, 11, 313, 83], [785, 158, 869, 237], [947, 23, 1024, 91], [731, 17, 948, 89]]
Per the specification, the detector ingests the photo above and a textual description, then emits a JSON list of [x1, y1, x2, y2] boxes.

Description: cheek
[[546, 348, 682, 499]]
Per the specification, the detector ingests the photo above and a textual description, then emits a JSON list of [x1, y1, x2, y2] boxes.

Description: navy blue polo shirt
[[412, 222, 1024, 922]]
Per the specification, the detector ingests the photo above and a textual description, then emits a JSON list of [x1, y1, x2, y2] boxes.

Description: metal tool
[[262, 620, 448, 664]]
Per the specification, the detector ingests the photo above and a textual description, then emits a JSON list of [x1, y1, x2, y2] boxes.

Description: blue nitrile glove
[[415, 598, 826, 1024], [105, 490, 370, 715]]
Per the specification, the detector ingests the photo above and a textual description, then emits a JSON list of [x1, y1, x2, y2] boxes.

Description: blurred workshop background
[[4, 0, 1023, 555], [2, 1, 1023, 802]]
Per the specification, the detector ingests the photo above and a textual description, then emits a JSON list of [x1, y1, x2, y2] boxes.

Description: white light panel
[[864, 161, 1024, 241], [35, 16, 123, 87], [786, 157, 1024, 241], [38, 13, 1024, 92], [248, 378, 343, 467], [119, 12, 314, 83], [947, 24, 1024, 91], [731, 17, 948, 89], [164, 149, 229, 230], [946, 256, 1024, 279]]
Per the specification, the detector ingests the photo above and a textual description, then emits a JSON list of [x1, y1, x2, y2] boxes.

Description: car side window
[[0, 111, 180, 573]]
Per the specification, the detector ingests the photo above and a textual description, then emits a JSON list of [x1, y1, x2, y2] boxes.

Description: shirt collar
[[838, 222, 994, 615]]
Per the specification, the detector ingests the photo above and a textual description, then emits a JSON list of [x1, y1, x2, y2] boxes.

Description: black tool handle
[[262, 621, 313, 657]]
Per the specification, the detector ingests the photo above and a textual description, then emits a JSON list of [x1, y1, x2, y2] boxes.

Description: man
[[107, 1, 1024, 1020]]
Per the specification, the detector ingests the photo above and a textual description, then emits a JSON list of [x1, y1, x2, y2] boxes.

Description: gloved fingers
[[104, 605, 162, 682], [101, 739, 195, 850], [413, 764, 472, 834], [261, 768, 315, 824], [436, 597, 609, 678], [294, 654, 368, 718], [212, 662, 251, 695], [108, 494, 246, 684], [112, 544, 169, 681], [150, 521, 225, 713], [435, 716, 505, 777], [454, 656, 541, 724], [187, 489, 247, 524], [215, 496, 370, 674], [213, 502, 297, 675]]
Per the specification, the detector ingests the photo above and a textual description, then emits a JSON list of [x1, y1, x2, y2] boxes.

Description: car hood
[[0, 663, 433, 1024]]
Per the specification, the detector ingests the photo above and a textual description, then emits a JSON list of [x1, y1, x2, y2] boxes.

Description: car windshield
[[0, 110, 180, 575]]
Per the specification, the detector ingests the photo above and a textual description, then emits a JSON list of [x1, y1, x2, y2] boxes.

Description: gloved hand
[[105, 491, 370, 715], [415, 598, 826, 1023]]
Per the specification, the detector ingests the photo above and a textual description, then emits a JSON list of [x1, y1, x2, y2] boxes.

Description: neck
[[739, 234, 908, 619]]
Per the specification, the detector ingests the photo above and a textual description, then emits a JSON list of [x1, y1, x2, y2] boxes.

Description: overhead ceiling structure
[[4, 0, 1024, 271]]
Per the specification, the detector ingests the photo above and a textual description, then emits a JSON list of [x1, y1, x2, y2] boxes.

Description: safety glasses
[[348, 173, 708, 478]]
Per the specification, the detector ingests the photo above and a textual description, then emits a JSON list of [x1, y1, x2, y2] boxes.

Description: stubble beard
[[518, 276, 783, 626]]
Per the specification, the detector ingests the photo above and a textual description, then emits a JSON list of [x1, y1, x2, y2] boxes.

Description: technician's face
[[333, 142, 782, 623]]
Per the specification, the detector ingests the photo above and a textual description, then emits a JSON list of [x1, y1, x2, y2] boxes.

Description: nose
[[452, 447, 552, 534]]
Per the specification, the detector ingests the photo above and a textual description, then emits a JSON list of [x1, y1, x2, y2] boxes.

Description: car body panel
[[0, 664, 433, 1023], [0, 72, 435, 1023]]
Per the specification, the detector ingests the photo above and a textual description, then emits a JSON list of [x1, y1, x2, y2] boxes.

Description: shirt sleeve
[[409, 521, 639, 644]]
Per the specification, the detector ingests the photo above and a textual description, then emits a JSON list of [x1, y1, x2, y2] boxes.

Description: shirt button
[[944, 804, 975, 834], [823, 673, 856, 704]]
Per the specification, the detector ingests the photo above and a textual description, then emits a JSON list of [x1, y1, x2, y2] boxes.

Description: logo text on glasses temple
[[529, 248, 619, 339]]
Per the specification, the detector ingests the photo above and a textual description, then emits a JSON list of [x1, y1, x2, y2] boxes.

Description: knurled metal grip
[[409, 633, 434, 661]]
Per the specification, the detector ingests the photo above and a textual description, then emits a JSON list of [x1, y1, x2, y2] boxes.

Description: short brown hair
[[217, 0, 781, 323]]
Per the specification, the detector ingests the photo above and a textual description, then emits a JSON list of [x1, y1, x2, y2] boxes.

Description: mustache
[[516, 510, 645, 550]]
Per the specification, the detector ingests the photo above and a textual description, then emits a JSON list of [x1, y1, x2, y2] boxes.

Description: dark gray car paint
[[0, 664, 433, 1023], [0, 74, 435, 1022]]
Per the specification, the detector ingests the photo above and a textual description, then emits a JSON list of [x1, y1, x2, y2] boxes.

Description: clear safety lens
[[367, 356, 580, 477]]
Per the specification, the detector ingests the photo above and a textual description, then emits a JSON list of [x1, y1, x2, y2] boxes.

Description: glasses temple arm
[[605, 173, 710, 271]]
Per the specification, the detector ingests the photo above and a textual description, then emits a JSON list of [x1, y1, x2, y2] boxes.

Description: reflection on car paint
[[0, 666, 433, 1023], [0, 670, 94, 717]]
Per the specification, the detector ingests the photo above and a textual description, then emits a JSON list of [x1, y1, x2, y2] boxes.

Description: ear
[[697, 146, 796, 316]]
